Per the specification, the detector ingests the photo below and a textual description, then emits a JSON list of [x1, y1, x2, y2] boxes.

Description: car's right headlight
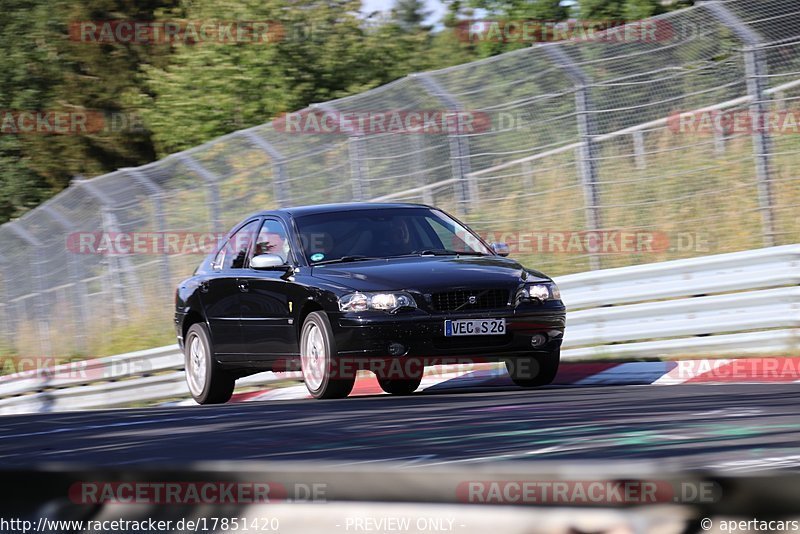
[[339, 292, 417, 313], [516, 282, 561, 304]]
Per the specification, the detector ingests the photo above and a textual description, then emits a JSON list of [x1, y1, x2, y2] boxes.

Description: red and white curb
[[212, 357, 800, 404]]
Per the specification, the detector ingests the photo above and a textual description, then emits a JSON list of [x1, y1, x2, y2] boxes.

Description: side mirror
[[490, 242, 510, 257], [251, 253, 289, 270]]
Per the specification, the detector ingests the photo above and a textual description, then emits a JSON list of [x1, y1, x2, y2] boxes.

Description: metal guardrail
[[559, 243, 800, 359], [0, 244, 798, 414]]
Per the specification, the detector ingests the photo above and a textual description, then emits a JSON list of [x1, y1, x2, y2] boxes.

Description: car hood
[[311, 255, 550, 293]]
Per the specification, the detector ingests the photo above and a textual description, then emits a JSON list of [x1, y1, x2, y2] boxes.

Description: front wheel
[[506, 350, 560, 388], [184, 323, 235, 404], [300, 311, 355, 399]]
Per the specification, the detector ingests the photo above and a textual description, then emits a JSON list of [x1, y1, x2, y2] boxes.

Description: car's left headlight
[[516, 282, 561, 303], [339, 291, 417, 313]]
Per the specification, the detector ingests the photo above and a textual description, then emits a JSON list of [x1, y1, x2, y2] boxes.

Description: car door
[[199, 219, 260, 355], [238, 217, 302, 358]]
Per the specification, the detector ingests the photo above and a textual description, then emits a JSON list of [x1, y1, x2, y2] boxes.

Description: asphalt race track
[[0, 383, 799, 471]]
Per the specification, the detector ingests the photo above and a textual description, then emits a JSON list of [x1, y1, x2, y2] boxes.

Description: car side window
[[252, 219, 292, 264], [216, 220, 260, 270]]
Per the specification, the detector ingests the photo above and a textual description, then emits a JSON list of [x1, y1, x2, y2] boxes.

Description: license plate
[[444, 318, 506, 336]]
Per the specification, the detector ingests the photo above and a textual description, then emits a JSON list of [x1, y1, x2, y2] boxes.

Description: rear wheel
[[377, 374, 422, 396], [184, 323, 235, 404], [300, 311, 355, 399], [506, 350, 560, 388]]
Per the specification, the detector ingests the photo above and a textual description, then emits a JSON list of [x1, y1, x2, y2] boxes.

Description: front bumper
[[330, 303, 565, 361]]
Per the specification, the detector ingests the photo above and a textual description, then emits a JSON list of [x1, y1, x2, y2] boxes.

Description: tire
[[506, 350, 560, 388], [300, 311, 355, 399], [184, 323, 235, 404], [377, 374, 422, 396]]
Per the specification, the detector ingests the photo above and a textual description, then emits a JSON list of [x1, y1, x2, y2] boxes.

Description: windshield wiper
[[312, 255, 378, 265], [410, 249, 488, 256]]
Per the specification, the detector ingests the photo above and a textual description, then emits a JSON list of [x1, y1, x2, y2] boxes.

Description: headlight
[[339, 292, 417, 312], [516, 282, 561, 303]]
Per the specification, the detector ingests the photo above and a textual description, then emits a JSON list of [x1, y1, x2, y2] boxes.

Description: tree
[[135, 0, 447, 155], [392, 0, 432, 32], [0, 0, 176, 222], [576, 0, 668, 21]]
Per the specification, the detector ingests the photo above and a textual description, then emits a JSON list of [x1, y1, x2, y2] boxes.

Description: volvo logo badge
[[468, 295, 477, 304]]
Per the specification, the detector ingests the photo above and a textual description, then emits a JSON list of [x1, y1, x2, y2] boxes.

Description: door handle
[[238, 281, 249, 292]]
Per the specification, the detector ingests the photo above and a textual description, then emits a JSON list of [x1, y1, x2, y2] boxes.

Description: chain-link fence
[[2, 0, 799, 357]]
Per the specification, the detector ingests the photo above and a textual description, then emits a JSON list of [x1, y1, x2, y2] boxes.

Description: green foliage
[[392, 0, 432, 31], [0, 0, 173, 222], [0, 0, 696, 222]]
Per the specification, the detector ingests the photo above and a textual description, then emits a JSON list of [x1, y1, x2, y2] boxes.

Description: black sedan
[[175, 203, 565, 403]]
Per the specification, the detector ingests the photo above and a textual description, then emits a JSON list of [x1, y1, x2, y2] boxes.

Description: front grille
[[429, 288, 510, 312]]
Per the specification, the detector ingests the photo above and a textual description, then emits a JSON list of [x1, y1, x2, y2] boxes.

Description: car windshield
[[294, 207, 492, 264]]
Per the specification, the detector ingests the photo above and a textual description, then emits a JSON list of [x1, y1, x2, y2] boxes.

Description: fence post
[[706, 1, 776, 247], [714, 126, 727, 155], [39, 205, 89, 353], [179, 155, 223, 234], [414, 73, 477, 214], [314, 104, 369, 201], [0, 258, 15, 352], [125, 168, 172, 290], [347, 135, 368, 201], [410, 136, 433, 204], [72, 178, 139, 319], [543, 44, 602, 270], [632, 131, 647, 170], [521, 159, 534, 190], [240, 130, 291, 207], [7, 223, 50, 356]]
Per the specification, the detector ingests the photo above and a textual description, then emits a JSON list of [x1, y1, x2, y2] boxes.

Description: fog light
[[530, 334, 547, 348], [388, 342, 407, 356]]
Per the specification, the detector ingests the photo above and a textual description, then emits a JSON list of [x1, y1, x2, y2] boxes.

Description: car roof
[[255, 202, 433, 218]]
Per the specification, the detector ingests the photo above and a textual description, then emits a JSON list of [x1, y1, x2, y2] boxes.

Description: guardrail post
[[178, 155, 223, 234], [72, 178, 139, 320], [414, 73, 477, 215], [543, 44, 602, 270], [7, 223, 50, 356], [125, 169, 172, 290], [40, 205, 89, 353], [240, 131, 291, 207], [706, 1, 776, 247]]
